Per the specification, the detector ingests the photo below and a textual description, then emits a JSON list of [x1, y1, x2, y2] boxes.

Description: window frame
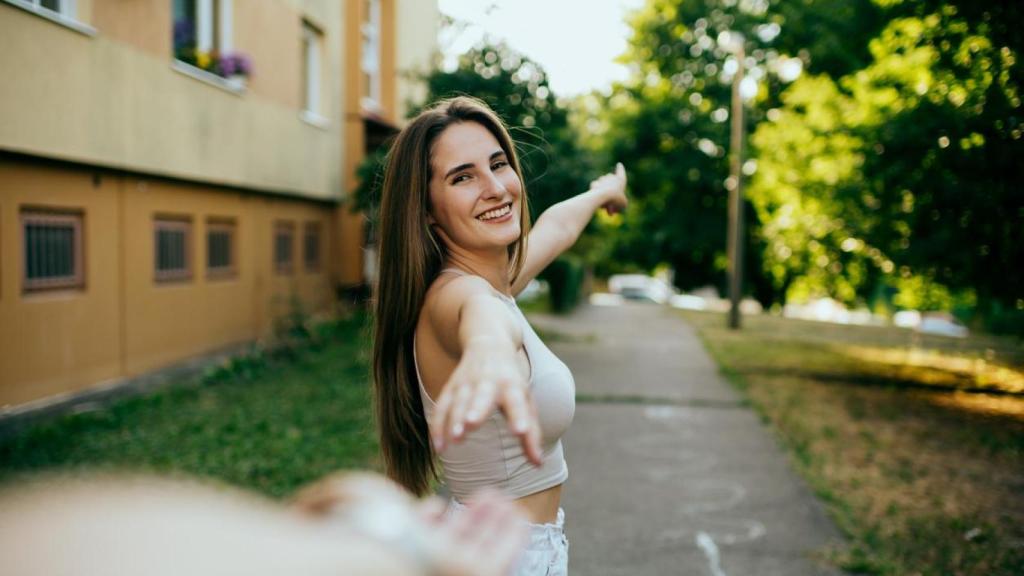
[[154, 216, 193, 283], [1, 0, 95, 36], [302, 21, 323, 117], [360, 0, 382, 111], [21, 209, 85, 293], [171, 0, 241, 93], [205, 218, 237, 280], [303, 221, 322, 273], [274, 221, 295, 275], [196, 0, 232, 55]]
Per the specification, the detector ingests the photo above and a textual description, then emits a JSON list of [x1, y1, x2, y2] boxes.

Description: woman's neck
[[443, 248, 512, 296]]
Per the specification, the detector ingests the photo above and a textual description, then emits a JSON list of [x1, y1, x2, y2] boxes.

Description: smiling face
[[427, 121, 524, 257]]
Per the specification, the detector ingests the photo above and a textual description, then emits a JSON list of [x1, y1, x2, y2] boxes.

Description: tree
[[748, 0, 1024, 322], [594, 0, 794, 301]]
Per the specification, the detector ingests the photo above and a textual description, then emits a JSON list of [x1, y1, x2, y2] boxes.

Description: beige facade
[[0, 0, 439, 409]]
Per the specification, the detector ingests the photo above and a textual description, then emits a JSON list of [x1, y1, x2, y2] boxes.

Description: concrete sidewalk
[[529, 302, 845, 576]]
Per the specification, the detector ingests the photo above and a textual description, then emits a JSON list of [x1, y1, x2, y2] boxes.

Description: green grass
[[0, 314, 380, 499], [680, 310, 1024, 576]]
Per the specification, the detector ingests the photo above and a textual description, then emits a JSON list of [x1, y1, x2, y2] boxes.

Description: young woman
[[373, 96, 627, 575]]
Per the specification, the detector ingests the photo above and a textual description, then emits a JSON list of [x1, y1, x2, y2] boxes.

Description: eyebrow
[[443, 150, 507, 180]]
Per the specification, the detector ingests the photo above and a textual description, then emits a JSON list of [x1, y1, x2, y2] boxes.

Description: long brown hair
[[372, 96, 531, 495]]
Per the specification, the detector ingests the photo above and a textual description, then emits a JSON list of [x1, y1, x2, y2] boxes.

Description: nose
[[480, 169, 506, 200]]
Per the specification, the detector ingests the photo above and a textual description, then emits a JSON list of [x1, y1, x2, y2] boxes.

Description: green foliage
[[0, 314, 379, 498], [748, 0, 1023, 313], [592, 0, 794, 301], [604, 0, 1022, 319], [544, 255, 586, 314]]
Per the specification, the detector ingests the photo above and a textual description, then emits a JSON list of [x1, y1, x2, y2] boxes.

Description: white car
[[917, 313, 969, 338], [607, 274, 676, 304]]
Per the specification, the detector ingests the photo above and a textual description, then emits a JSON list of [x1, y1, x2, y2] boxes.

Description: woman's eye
[[452, 174, 470, 184], [491, 160, 508, 170]]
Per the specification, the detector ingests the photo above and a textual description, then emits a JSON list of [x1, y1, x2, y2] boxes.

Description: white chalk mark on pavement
[[696, 531, 727, 576]]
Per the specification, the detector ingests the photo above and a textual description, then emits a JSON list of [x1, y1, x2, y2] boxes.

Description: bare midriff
[[514, 483, 563, 524]]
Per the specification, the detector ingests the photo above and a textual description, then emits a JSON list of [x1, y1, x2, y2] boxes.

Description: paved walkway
[[528, 302, 845, 576]]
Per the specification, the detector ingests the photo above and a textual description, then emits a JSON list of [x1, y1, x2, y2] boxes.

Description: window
[[274, 221, 294, 274], [303, 222, 321, 272], [302, 21, 324, 117], [4, 0, 94, 34], [173, 0, 237, 77], [22, 210, 84, 292], [40, 0, 66, 14], [206, 219, 236, 278], [360, 0, 382, 110], [13, 0, 76, 19], [154, 217, 192, 282]]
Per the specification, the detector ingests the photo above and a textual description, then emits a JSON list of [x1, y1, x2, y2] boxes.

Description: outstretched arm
[[512, 163, 628, 295], [427, 276, 543, 465]]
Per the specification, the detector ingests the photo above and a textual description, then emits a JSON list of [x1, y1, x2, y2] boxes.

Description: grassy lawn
[[0, 313, 380, 499], [680, 310, 1024, 575]]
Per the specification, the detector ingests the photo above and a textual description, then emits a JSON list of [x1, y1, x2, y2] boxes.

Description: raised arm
[[427, 275, 543, 465], [512, 163, 628, 295]]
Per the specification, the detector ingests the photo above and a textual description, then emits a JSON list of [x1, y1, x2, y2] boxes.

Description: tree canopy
[[593, 0, 1022, 327]]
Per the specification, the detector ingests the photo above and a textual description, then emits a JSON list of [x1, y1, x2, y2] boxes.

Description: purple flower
[[220, 56, 237, 76], [218, 52, 253, 77]]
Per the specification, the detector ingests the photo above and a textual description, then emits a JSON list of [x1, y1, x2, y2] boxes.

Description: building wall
[[0, 0, 343, 200], [395, 0, 441, 121], [0, 158, 334, 407], [0, 0, 438, 409], [0, 161, 122, 405]]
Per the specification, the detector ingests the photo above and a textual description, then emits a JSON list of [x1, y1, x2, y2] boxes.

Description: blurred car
[[893, 310, 922, 328], [917, 312, 969, 338], [607, 274, 676, 304], [669, 294, 707, 310]]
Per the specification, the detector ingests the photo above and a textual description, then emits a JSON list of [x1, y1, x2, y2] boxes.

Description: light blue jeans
[[447, 499, 569, 576]]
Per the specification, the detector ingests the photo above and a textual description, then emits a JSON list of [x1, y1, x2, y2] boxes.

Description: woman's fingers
[[500, 384, 543, 466], [431, 384, 456, 451], [465, 377, 497, 426], [523, 401, 543, 466], [447, 383, 474, 442], [501, 383, 532, 436]]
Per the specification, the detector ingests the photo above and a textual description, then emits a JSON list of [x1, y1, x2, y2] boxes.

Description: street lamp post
[[722, 32, 745, 330]]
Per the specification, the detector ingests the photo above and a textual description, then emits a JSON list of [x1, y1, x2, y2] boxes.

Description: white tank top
[[414, 269, 576, 501]]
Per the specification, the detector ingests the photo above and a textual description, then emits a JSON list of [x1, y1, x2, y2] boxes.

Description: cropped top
[[414, 270, 576, 502]]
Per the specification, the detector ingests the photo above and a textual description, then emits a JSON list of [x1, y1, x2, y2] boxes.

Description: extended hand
[[424, 490, 530, 576], [430, 338, 543, 466], [589, 162, 629, 215]]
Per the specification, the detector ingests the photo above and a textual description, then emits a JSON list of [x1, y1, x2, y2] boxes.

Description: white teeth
[[478, 204, 511, 221]]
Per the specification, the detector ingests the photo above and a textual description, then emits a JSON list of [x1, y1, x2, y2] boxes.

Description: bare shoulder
[[421, 273, 500, 356]]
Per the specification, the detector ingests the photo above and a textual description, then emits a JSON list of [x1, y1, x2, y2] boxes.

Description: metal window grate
[[304, 222, 321, 272], [155, 218, 192, 282], [275, 222, 294, 274], [22, 211, 84, 292], [207, 219, 236, 278]]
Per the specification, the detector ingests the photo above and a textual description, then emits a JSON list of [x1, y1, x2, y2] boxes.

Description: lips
[[476, 202, 513, 221]]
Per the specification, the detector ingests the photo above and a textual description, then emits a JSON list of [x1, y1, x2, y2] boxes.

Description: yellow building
[[0, 0, 439, 409]]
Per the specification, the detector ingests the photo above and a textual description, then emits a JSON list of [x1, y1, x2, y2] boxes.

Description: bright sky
[[438, 0, 647, 97]]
